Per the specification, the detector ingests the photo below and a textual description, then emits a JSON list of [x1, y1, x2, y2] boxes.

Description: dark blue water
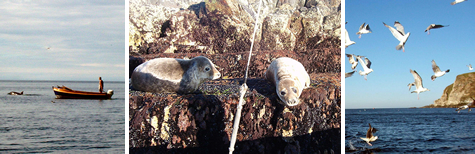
[[346, 108, 475, 153], [0, 80, 125, 153]]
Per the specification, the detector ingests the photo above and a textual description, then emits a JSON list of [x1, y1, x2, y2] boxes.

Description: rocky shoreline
[[129, 0, 341, 153]]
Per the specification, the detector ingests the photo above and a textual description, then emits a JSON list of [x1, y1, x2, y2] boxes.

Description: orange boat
[[52, 86, 113, 99]]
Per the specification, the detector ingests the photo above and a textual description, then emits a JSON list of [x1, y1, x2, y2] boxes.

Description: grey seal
[[131, 56, 221, 93], [265, 57, 310, 106]]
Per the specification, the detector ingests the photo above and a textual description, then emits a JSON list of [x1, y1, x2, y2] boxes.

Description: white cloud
[[0, 0, 125, 81]]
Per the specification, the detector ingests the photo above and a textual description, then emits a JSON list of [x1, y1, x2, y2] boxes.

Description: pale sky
[[0, 0, 125, 81]]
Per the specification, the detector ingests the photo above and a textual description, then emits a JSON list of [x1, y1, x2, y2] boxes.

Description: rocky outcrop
[[129, 77, 340, 153], [433, 72, 475, 106], [129, 0, 341, 54]]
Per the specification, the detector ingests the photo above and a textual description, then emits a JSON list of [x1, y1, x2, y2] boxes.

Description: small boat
[[52, 86, 113, 99]]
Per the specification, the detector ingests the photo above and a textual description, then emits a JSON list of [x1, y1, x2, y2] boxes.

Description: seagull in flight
[[425, 24, 449, 35], [356, 23, 372, 38], [456, 98, 474, 113], [410, 69, 430, 100], [383, 21, 410, 52], [356, 55, 373, 80], [451, 0, 467, 5], [346, 54, 358, 70], [360, 123, 378, 146], [431, 60, 450, 81], [467, 64, 473, 70], [345, 27, 356, 48]]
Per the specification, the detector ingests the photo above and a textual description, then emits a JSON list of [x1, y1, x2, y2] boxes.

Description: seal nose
[[213, 72, 221, 79], [287, 98, 299, 106]]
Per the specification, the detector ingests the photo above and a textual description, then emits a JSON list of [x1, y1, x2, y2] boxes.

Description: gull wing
[[359, 23, 366, 31], [366, 123, 377, 138], [383, 22, 405, 42], [410, 69, 424, 89], [394, 21, 406, 35], [345, 71, 355, 78], [432, 60, 441, 73], [365, 57, 372, 69], [346, 54, 356, 64]]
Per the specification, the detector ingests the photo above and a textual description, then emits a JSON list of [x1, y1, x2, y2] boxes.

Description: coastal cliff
[[432, 72, 475, 107], [129, 0, 341, 153]]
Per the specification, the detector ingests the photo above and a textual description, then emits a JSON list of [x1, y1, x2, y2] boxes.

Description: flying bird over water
[[451, 0, 467, 5], [467, 64, 473, 70], [360, 123, 378, 146], [425, 24, 449, 35], [345, 71, 355, 78], [456, 98, 474, 113], [356, 55, 373, 80], [456, 104, 472, 113], [410, 69, 429, 100], [383, 21, 410, 52], [345, 28, 356, 48], [346, 54, 358, 70], [356, 23, 372, 38], [431, 60, 450, 81]]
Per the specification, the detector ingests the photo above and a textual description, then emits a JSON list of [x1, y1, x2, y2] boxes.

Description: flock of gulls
[[345, 0, 472, 147]]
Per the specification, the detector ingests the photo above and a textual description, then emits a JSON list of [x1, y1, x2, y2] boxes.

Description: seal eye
[[205, 67, 210, 72], [292, 88, 297, 94], [280, 91, 286, 96]]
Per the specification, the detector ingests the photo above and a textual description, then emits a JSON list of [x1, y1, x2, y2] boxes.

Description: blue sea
[[0, 80, 125, 153], [346, 108, 475, 153]]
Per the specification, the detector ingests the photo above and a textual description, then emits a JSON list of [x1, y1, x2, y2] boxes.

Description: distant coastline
[[420, 103, 471, 109]]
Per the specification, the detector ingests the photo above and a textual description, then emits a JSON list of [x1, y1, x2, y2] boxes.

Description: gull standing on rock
[[356, 23, 372, 38], [425, 24, 449, 35], [360, 123, 378, 146], [431, 60, 450, 81], [356, 55, 373, 80], [346, 54, 358, 70], [410, 69, 429, 100], [383, 21, 410, 52]]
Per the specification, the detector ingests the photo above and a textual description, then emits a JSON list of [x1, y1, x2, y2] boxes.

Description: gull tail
[[396, 45, 403, 51]]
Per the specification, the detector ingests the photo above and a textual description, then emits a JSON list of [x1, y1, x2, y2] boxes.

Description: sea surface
[[0, 80, 125, 153], [346, 108, 475, 153]]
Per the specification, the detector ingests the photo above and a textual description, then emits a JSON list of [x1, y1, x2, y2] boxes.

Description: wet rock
[[130, 76, 340, 153]]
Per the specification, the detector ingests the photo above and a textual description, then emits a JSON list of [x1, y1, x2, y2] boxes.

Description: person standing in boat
[[99, 77, 104, 93]]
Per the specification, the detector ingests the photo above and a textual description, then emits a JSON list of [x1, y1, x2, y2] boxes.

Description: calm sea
[[346, 108, 475, 153], [0, 80, 125, 153]]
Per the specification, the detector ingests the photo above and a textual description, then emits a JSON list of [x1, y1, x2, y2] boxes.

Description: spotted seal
[[131, 56, 221, 93], [265, 57, 310, 106]]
